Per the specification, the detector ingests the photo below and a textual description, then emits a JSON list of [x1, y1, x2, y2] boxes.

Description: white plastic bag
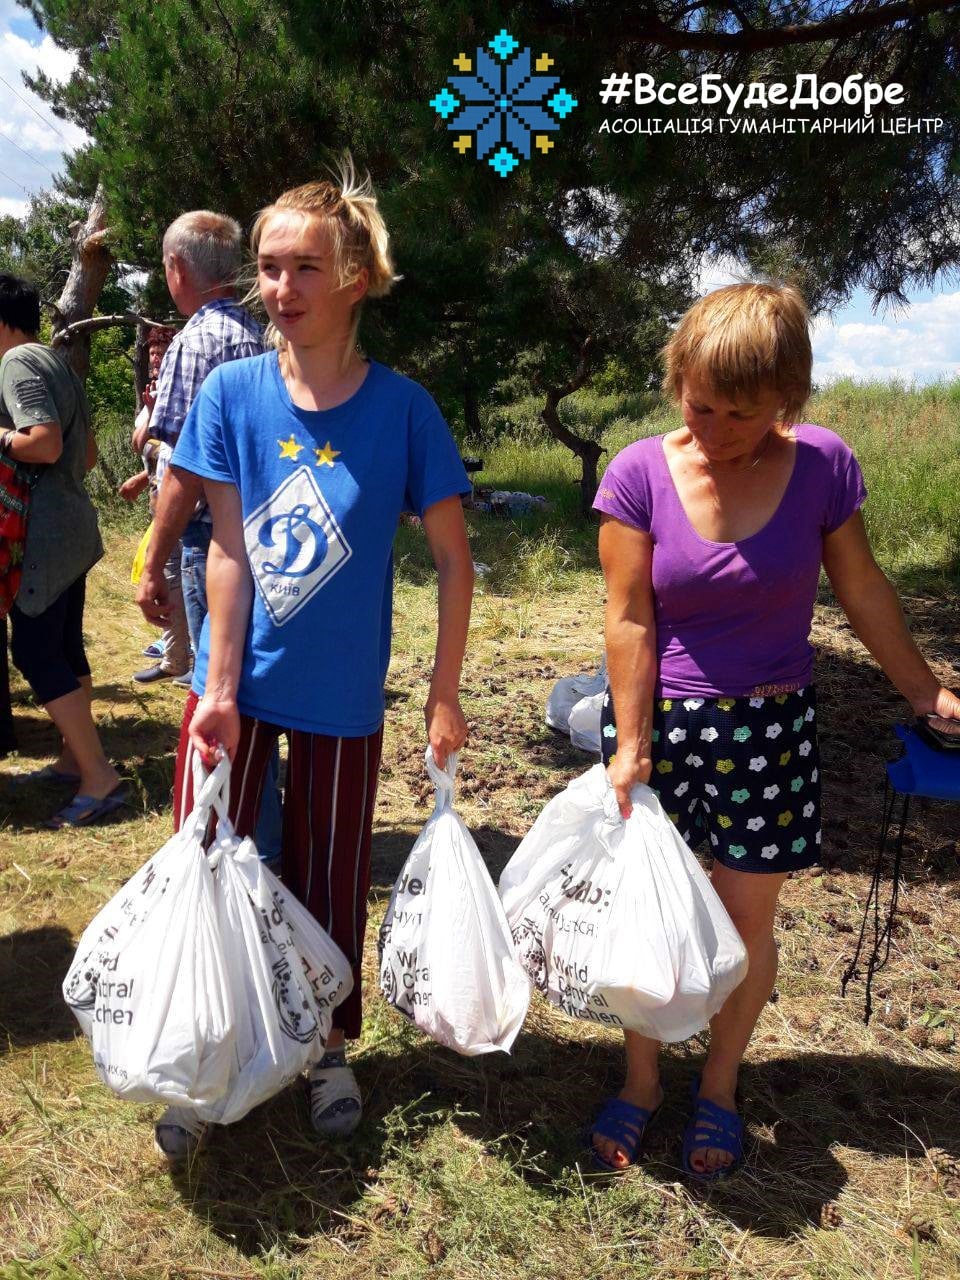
[[64, 757, 353, 1119], [200, 831, 353, 1124], [499, 764, 748, 1042], [545, 656, 607, 739], [63, 760, 236, 1105], [568, 690, 605, 755], [378, 749, 530, 1055]]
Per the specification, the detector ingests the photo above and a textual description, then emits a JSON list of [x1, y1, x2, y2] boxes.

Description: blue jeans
[[180, 519, 211, 659], [180, 519, 283, 861]]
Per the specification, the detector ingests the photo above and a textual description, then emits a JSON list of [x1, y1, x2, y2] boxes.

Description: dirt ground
[[1, 531, 959, 1279]]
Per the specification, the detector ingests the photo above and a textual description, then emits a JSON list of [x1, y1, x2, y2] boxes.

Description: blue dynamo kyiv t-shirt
[[172, 352, 469, 736]]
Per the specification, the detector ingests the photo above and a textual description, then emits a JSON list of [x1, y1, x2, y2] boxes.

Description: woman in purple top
[[589, 282, 960, 1179]]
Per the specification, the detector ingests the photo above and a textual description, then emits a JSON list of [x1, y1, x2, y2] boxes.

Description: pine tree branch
[[574, 0, 960, 50]]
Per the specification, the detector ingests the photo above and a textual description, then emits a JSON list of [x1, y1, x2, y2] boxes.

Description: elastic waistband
[[655, 683, 813, 705]]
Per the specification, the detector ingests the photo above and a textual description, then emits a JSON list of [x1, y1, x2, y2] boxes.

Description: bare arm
[[85, 425, 98, 472], [119, 470, 150, 501], [823, 511, 960, 730], [2, 421, 62, 465], [599, 514, 658, 816], [136, 464, 205, 624], [186, 479, 253, 764], [421, 495, 474, 767]]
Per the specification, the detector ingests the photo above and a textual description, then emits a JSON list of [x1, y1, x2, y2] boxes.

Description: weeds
[[2, 388, 960, 1277]]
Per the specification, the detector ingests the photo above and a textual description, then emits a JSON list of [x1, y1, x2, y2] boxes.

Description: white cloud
[[0, 0, 24, 28], [0, 18, 88, 210], [696, 255, 960, 385], [2, 29, 81, 96], [16, 115, 73, 155], [696, 253, 746, 295], [0, 194, 28, 218], [812, 292, 960, 385]]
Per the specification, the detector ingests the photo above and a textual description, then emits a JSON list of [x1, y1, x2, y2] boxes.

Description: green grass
[[3, 386, 959, 1278], [461, 379, 960, 594]]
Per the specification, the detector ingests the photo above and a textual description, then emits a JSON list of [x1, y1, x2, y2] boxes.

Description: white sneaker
[[154, 1106, 209, 1162], [308, 1049, 362, 1137]]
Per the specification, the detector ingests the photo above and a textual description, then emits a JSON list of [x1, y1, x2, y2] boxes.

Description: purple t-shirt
[[593, 424, 867, 698]]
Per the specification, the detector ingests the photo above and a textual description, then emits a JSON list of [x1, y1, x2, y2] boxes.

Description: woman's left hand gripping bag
[[63, 759, 236, 1109], [378, 749, 531, 1056]]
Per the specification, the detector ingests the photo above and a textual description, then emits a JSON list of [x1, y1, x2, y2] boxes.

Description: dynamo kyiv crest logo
[[244, 466, 352, 627], [429, 29, 577, 177]]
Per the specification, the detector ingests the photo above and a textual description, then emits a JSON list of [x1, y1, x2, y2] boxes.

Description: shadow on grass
[[0, 925, 78, 1049], [368, 823, 521, 898], [0, 756, 176, 833], [89, 680, 186, 707], [164, 1028, 960, 1253], [452, 1036, 960, 1238], [811, 631, 959, 883], [884, 554, 960, 600], [526, 725, 599, 775], [393, 509, 599, 592], [167, 1043, 445, 1255]]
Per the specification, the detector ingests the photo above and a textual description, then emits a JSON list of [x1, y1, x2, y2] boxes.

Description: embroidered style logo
[[429, 29, 577, 177], [244, 466, 352, 627]]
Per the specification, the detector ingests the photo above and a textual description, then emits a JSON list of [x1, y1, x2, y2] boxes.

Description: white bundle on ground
[[379, 748, 530, 1055], [545, 656, 607, 750], [499, 764, 748, 1043], [63, 757, 352, 1121], [567, 689, 605, 755]]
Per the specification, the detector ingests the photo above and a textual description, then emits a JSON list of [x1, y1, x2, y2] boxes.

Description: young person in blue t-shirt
[[154, 160, 474, 1161]]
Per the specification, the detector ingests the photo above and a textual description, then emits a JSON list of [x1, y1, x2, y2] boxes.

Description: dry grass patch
[[1, 527, 959, 1280]]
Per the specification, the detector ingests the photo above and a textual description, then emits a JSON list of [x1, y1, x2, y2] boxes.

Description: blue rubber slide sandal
[[44, 784, 128, 829], [587, 1096, 660, 1172], [682, 1078, 744, 1182]]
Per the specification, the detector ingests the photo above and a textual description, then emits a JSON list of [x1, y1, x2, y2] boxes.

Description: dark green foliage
[[0, 190, 132, 307], [0, 191, 87, 300], [85, 324, 135, 419], [14, 0, 960, 494], [21, 1, 960, 301]]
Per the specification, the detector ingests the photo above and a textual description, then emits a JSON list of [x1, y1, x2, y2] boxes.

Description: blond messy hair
[[662, 282, 812, 423], [249, 154, 399, 364]]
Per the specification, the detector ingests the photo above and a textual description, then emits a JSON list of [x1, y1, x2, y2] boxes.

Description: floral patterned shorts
[[600, 686, 822, 874]]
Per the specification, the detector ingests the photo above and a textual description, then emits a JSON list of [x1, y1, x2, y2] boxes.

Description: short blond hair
[[662, 282, 812, 423], [163, 211, 242, 287], [250, 154, 398, 359]]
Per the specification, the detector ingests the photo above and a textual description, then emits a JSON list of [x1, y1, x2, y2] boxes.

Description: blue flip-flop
[[44, 783, 128, 829], [682, 1078, 744, 1182], [587, 1096, 661, 1173]]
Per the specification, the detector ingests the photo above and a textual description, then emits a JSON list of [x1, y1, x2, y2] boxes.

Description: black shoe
[[0, 733, 17, 758], [133, 664, 183, 684]]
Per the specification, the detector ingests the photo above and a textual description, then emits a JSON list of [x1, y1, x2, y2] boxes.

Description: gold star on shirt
[[315, 441, 341, 468], [278, 434, 304, 460]]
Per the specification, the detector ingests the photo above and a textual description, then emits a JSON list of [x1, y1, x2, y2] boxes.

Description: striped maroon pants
[[173, 691, 383, 1038]]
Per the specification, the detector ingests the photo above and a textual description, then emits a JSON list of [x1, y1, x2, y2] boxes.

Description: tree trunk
[[538, 336, 603, 517], [50, 183, 113, 382], [133, 324, 152, 408]]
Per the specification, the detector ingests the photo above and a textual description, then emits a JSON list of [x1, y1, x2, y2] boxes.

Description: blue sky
[[2, 3, 958, 384]]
